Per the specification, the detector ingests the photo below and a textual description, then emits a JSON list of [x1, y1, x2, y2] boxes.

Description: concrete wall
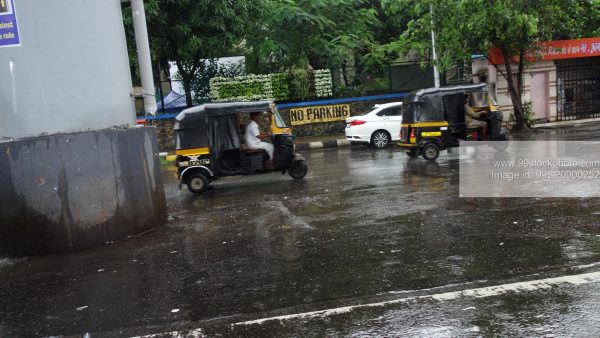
[[0, 0, 135, 139], [0, 127, 167, 256], [484, 60, 558, 122]]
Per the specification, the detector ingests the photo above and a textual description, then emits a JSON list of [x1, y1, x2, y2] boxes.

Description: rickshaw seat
[[240, 144, 265, 154]]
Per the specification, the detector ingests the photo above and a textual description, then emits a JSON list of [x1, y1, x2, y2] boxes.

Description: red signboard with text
[[489, 37, 600, 65]]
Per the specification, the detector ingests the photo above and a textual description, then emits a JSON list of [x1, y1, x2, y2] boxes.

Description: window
[[376, 107, 402, 117]]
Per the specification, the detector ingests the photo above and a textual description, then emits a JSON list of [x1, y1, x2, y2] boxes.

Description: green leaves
[[247, 0, 378, 71]]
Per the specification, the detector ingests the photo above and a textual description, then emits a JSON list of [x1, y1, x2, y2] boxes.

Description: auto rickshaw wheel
[[288, 161, 308, 179], [186, 172, 209, 193], [371, 130, 391, 149], [421, 143, 440, 161], [406, 149, 419, 158]]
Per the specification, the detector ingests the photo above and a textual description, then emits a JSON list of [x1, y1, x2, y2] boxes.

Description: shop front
[[476, 37, 600, 123]]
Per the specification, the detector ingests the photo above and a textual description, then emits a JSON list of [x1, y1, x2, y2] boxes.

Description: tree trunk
[[176, 61, 194, 107], [500, 49, 527, 132], [183, 77, 193, 108]]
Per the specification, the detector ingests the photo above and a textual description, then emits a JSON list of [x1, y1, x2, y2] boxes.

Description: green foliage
[[124, 0, 268, 107], [218, 83, 265, 100], [314, 69, 333, 97], [509, 101, 536, 127], [248, 0, 378, 72], [271, 73, 289, 101], [210, 74, 274, 102], [288, 69, 312, 101], [210, 69, 333, 102], [382, 0, 599, 131], [188, 60, 242, 103]]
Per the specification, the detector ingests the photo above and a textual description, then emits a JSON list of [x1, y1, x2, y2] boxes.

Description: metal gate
[[556, 57, 600, 120]]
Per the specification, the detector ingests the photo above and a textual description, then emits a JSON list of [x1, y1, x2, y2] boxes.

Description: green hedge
[[209, 69, 332, 102]]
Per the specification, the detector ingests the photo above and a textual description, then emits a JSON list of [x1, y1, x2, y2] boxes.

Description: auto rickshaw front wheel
[[288, 161, 308, 179], [421, 143, 440, 161], [186, 172, 209, 193]]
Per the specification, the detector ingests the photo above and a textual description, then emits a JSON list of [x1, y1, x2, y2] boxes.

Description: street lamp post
[[130, 0, 157, 115], [430, 3, 440, 88]]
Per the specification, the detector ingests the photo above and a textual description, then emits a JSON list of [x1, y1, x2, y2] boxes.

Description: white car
[[345, 102, 403, 148]]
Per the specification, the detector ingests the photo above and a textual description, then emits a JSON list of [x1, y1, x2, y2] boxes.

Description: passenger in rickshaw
[[245, 112, 274, 167], [464, 94, 488, 140]]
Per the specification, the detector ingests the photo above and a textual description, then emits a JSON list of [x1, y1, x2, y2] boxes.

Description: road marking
[[233, 270, 600, 326], [133, 328, 204, 338]]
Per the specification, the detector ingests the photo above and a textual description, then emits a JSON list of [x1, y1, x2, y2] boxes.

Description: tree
[[187, 60, 243, 103], [123, 0, 267, 107], [382, 0, 599, 131], [247, 0, 378, 73]]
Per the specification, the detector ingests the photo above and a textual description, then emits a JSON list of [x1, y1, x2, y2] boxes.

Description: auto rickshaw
[[398, 84, 508, 160], [174, 101, 308, 193]]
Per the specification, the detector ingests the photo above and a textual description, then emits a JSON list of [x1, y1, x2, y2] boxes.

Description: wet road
[[1, 126, 600, 337]]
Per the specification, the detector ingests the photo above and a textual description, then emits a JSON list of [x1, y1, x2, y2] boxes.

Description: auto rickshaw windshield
[[470, 91, 489, 108], [273, 106, 288, 128]]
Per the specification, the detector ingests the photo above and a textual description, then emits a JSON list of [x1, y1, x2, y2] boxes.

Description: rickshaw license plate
[[189, 159, 210, 166], [422, 131, 442, 137]]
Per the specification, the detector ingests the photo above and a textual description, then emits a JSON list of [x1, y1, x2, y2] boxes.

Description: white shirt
[[245, 120, 261, 147]]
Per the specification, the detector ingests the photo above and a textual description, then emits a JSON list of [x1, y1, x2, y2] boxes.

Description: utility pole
[[131, 0, 157, 115], [430, 3, 440, 88]]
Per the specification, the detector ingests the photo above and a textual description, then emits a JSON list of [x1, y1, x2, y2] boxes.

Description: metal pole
[[430, 3, 440, 88], [131, 0, 157, 115], [157, 61, 165, 111]]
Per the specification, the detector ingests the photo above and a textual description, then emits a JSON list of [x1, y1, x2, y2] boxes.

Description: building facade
[[474, 37, 600, 122]]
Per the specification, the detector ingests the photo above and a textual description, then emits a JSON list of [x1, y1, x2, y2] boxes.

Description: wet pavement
[[1, 125, 600, 337]]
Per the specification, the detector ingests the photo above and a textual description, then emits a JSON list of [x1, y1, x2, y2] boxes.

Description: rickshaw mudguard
[[178, 166, 214, 190], [418, 137, 446, 150], [292, 153, 306, 162]]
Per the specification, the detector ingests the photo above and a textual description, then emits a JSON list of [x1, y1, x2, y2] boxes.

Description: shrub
[[209, 69, 333, 102]]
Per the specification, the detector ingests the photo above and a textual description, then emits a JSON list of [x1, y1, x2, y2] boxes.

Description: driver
[[464, 94, 487, 140], [245, 112, 274, 166]]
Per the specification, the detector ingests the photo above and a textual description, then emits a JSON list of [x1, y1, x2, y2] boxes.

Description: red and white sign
[[489, 37, 600, 65]]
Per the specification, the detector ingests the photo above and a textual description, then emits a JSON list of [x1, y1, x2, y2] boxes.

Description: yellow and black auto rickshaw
[[398, 84, 507, 160], [174, 101, 308, 193]]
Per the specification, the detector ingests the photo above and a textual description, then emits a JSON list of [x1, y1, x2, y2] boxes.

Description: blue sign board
[[0, 0, 20, 48]]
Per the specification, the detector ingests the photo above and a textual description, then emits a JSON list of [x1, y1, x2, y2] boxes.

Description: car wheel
[[186, 172, 209, 193], [371, 130, 390, 149], [421, 143, 440, 161], [288, 160, 308, 179]]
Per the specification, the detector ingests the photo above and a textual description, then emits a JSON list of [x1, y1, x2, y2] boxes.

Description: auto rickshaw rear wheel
[[421, 143, 440, 161], [187, 172, 209, 193], [288, 161, 308, 179]]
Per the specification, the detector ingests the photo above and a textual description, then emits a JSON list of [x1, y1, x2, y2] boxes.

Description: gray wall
[[0, 0, 135, 139], [0, 127, 167, 256]]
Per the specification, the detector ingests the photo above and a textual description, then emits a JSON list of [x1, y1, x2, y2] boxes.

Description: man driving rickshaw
[[398, 84, 507, 161]]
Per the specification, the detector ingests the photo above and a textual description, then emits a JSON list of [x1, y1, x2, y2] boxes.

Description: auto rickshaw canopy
[[402, 83, 489, 124], [174, 101, 273, 151]]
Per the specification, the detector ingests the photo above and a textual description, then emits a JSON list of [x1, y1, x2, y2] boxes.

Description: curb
[[295, 139, 351, 151], [533, 117, 600, 129]]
